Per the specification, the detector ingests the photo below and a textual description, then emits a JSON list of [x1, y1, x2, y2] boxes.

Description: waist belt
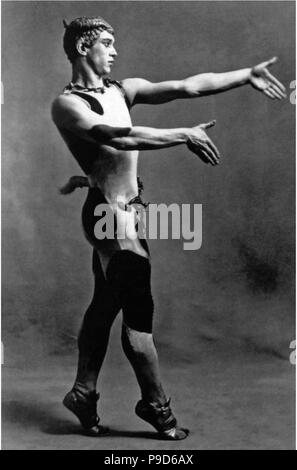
[[59, 176, 149, 208]]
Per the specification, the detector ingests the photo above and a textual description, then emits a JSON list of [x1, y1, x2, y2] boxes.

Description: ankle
[[142, 396, 169, 409], [73, 381, 96, 396], [142, 390, 168, 406]]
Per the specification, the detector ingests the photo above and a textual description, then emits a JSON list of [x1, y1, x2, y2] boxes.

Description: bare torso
[[54, 82, 148, 262], [57, 82, 139, 205]]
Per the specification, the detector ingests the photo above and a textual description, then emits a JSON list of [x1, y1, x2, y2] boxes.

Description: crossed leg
[[64, 189, 188, 438], [121, 325, 166, 404], [74, 247, 167, 403], [105, 248, 188, 439], [73, 249, 122, 394]]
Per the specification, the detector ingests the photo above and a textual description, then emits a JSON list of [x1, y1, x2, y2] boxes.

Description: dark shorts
[[81, 188, 153, 333], [81, 188, 149, 259]]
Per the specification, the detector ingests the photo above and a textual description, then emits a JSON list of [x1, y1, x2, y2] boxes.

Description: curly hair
[[63, 16, 114, 63]]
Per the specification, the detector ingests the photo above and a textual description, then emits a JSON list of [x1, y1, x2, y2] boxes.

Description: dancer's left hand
[[249, 57, 287, 100]]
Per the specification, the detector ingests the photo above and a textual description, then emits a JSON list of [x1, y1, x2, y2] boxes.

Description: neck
[[72, 62, 105, 89]]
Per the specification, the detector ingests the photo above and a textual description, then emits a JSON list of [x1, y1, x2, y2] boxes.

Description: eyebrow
[[100, 38, 114, 44]]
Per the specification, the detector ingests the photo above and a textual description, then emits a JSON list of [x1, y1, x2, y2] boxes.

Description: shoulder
[[120, 78, 151, 106], [121, 78, 151, 94], [51, 93, 85, 112], [51, 93, 88, 126]]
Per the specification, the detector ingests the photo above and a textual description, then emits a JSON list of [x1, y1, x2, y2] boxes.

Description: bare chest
[[77, 86, 132, 127]]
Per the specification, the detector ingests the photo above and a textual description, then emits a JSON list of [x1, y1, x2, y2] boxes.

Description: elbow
[[109, 139, 130, 150], [88, 124, 132, 146], [109, 137, 137, 150], [183, 73, 216, 97], [180, 79, 196, 98], [181, 78, 203, 98]]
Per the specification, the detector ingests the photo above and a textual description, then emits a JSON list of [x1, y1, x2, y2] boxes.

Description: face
[[85, 31, 117, 76]]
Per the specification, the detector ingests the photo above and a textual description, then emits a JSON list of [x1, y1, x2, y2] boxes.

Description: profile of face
[[78, 30, 117, 76]]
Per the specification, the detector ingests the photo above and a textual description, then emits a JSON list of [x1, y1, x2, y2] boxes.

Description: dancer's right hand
[[186, 120, 220, 166]]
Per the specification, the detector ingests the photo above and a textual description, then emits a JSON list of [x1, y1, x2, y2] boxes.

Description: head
[[63, 16, 117, 75]]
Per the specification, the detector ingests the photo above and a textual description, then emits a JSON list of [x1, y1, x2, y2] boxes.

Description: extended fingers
[[199, 142, 219, 165], [188, 140, 217, 165], [265, 84, 284, 100], [199, 148, 216, 166], [266, 71, 287, 95], [188, 142, 209, 163], [205, 138, 221, 161], [263, 88, 276, 100], [270, 85, 286, 99]]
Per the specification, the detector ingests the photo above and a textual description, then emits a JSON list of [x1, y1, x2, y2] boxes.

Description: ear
[[76, 39, 88, 57]]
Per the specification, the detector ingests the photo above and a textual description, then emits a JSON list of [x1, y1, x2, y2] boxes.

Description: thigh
[[82, 189, 150, 277], [82, 189, 120, 256], [81, 249, 122, 335], [106, 250, 154, 333], [91, 249, 122, 320]]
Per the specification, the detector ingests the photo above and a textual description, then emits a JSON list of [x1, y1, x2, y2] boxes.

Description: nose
[[110, 47, 117, 58]]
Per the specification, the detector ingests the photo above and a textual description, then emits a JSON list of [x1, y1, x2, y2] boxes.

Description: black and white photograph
[[1, 0, 295, 451]]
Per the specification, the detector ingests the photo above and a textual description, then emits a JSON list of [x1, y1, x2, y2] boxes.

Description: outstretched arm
[[52, 95, 220, 165], [122, 57, 286, 105]]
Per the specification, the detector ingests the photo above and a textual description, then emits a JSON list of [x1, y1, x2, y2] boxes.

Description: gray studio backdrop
[[2, 1, 295, 366]]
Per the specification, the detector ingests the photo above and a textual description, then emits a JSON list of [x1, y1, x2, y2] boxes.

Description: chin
[[104, 64, 111, 73], [96, 67, 109, 77]]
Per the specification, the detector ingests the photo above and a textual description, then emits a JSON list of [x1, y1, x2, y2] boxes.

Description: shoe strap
[[147, 398, 177, 430], [73, 388, 99, 402], [149, 398, 172, 414]]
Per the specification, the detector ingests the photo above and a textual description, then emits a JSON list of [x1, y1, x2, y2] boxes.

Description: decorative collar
[[64, 79, 112, 94]]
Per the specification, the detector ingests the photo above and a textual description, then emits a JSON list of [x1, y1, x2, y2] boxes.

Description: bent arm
[[91, 123, 220, 165], [51, 95, 188, 150], [51, 95, 220, 165]]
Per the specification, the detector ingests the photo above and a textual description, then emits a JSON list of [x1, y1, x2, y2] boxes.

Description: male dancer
[[52, 16, 286, 439]]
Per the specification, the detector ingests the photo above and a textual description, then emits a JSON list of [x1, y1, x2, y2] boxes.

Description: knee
[[121, 324, 155, 358]]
